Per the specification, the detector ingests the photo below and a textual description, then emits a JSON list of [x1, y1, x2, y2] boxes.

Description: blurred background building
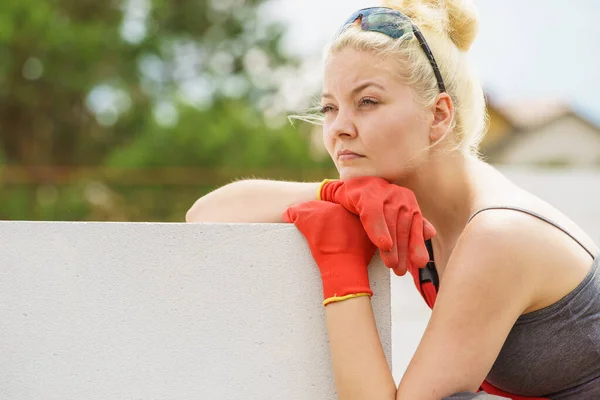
[[1, 0, 599, 222], [483, 98, 600, 166]]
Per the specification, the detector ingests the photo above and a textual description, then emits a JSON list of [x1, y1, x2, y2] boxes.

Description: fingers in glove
[[282, 208, 296, 223], [379, 216, 399, 272], [282, 201, 336, 224], [389, 208, 412, 276], [408, 213, 431, 272], [423, 218, 437, 241], [358, 202, 394, 251]]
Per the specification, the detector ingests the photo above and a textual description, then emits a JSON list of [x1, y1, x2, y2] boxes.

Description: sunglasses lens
[[361, 11, 410, 39]]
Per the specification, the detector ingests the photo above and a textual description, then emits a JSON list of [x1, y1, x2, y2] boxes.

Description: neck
[[395, 151, 479, 248]]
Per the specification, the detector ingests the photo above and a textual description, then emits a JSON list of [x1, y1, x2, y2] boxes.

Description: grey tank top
[[466, 207, 600, 399]]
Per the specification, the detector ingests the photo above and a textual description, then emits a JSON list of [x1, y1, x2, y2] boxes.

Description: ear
[[429, 93, 454, 143]]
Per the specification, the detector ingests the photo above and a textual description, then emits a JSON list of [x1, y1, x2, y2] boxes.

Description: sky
[[264, 0, 600, 122]]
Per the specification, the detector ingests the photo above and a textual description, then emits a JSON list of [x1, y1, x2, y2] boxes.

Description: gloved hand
[[283, 201, 376, 306], [318, 176, 436, 276]]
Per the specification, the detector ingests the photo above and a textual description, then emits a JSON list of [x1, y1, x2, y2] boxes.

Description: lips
[[337, 150, 365, 162], [337, 150, 364, 158]]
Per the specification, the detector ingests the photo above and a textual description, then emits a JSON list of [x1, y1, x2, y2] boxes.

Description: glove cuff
[[317, 179, 342, 201], [323, 292, 372, 306], [320, 255, 372, 307]]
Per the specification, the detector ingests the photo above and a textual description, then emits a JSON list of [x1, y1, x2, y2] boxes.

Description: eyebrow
[[321, 81, 386, 99]]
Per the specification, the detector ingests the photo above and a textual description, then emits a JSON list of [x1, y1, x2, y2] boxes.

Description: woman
[[186, 1, 600, 399]]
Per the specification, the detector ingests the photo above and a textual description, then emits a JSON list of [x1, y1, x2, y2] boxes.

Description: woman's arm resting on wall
[[185, 180, 321, 223], [325, 297, 397, 400]]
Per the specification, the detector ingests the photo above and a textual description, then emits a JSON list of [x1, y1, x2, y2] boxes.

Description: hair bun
[[382, 0, 479, 51]]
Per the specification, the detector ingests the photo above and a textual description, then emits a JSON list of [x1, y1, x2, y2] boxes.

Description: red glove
[[319, 176, 436, 276], [283, 201, 376, 306]]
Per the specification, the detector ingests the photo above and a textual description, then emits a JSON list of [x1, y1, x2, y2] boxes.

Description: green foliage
[[0, 0, 329, 221], [106, 99, 325, 169]]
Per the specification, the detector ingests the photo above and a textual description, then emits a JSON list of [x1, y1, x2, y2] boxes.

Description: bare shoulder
[[453, 206, 596, 314], [442, 210, 543, 312]]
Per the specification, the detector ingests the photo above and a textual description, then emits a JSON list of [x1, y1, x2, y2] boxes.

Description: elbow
[[185, 180, 245, 223], [185, 201, 202, 223], [391, 386, 400, 400], [338, 384, 397, 400], [186, 194, 215, 223]]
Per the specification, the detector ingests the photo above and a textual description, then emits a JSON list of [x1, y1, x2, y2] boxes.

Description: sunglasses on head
[[333, 7, 446, 93]]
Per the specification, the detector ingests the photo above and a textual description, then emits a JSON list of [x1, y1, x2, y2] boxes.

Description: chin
[[339, 168, 414, 184], [338, 168, 380, 182]]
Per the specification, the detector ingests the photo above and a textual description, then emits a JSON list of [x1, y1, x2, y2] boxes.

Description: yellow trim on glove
[[323, 292, 371, 306], [316, 179, 336, 201]]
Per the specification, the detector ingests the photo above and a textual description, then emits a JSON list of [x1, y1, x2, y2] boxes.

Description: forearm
[[325, 297, 396, 400], [186, 180, 321, 223]]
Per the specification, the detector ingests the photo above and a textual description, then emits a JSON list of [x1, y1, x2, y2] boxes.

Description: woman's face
[[321, 47, 432, 182]]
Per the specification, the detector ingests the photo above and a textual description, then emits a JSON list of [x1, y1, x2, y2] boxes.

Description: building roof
[[483, 97, 600, 161], [492, 98, 571, 130]]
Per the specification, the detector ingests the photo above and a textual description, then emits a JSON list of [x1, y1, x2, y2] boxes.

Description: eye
[[319, 104, 336, 114], [359, 97, 379, 107]]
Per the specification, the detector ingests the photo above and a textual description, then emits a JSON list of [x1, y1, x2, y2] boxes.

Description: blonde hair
[[293, 0, 488, 157]]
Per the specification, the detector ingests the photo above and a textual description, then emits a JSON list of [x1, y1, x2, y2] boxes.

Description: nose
[[326, 108, 358, 140]]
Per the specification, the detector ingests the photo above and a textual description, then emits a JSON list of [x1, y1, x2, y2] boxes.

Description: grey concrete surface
[[0, 221, 391, 400]]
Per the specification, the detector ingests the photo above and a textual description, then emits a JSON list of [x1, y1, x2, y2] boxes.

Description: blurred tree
[[0, 0, 331, 221], [0, 0, 307, 165]]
